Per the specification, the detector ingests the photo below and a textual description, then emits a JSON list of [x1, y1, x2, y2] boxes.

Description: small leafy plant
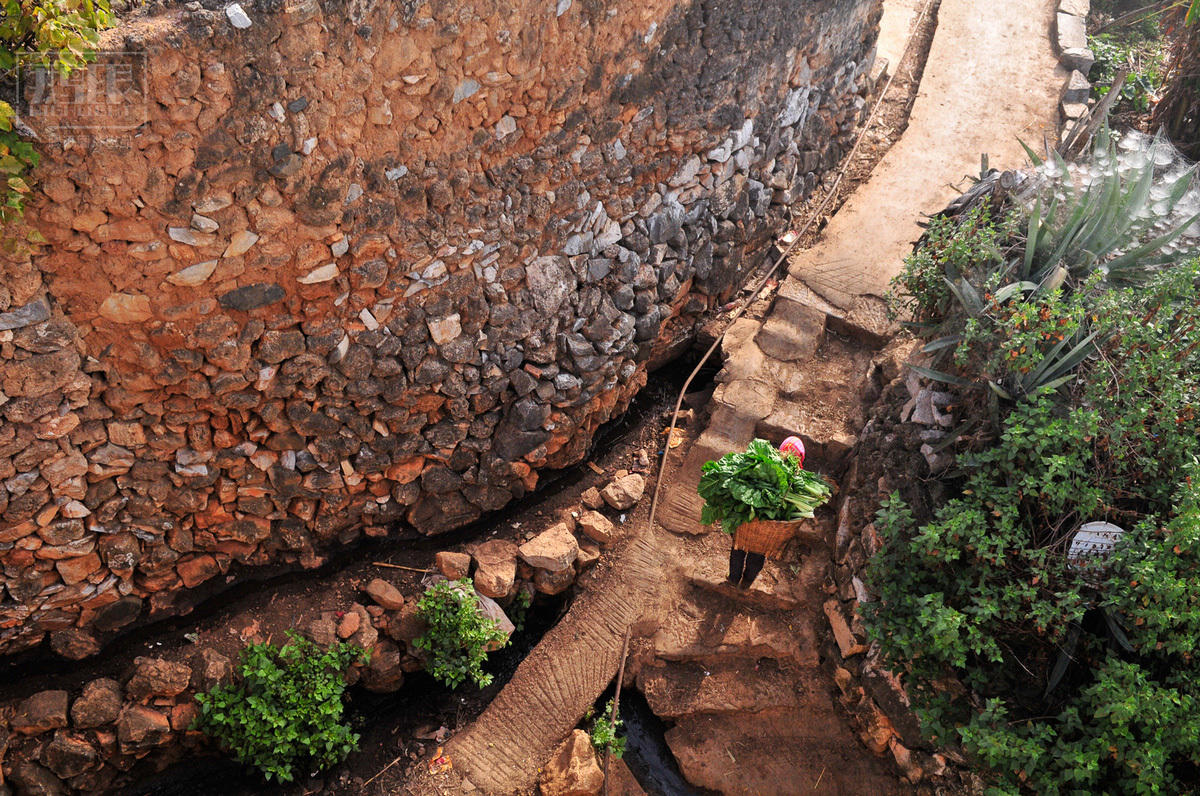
[[698, 439, 832, 536], [586, 699, 626, 760], [414, 578, 509, 689], [887, 203, 1014, 325], [192, 631, 367, 783], [1089, 31, 1165, 113]]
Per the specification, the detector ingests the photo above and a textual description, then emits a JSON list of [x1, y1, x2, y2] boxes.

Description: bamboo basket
[[732, 518, 805, 559]]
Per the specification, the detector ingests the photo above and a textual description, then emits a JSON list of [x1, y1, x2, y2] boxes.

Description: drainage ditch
[[1, 346, 721, 795], [590, 686, 715, 796], [120, 595, 572, 796]]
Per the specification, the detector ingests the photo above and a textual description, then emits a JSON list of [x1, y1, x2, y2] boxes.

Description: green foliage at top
[[698, 439, 832, 536], [192, 631, 367, 783], [871, 238, 1200, 792], [1152, 0, 1199, 158], [414, 578, 509, 689], [891, 127, 1199, 414], [1086, 0, 1170, 112], [586, 699, 626, 760], [1, 0, 112, 223], [1090, 32, 1165, 113]]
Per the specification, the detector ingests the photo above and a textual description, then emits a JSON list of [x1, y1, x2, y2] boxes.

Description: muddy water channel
[[1, 352, 718, 796]]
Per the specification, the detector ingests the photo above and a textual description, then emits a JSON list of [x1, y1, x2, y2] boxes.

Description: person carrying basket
[[697, 437, 832, 588]]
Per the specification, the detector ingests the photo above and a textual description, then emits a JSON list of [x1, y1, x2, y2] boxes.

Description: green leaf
[[1045, 623, 1082, 698], [1023, 198, 1041, 279], [1018, 137, 1045, 167], [922, 335, 962, 354], [987, 380, 1014, 400], [992, 281, 1038, 304], [910, 363, 975, 388]]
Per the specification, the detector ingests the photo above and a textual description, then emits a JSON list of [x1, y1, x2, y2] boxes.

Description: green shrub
[[887, 203, 1014, 325], [586, 699, 626, 760], [414, 578, 509, 689], [892, 130, 1199, 412], [1079, 266, 1200, 508], [940, 476, 1200, 794], [192, 631, 367, 783], [874, 173, 1200, 789], [1089, 32, 1166, 113], [868, 465, 1200, 792], [1, 0, 112, 223]]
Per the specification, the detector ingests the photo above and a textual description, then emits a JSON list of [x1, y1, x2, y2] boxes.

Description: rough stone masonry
[[0, 0, 881, 657]]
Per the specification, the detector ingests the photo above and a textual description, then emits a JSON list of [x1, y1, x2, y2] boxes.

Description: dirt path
[[793, 0, 1065, 308], [434, 1, 1065, 793]]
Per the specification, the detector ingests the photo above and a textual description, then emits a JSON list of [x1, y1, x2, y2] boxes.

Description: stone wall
[[0, 0, 880, 658]]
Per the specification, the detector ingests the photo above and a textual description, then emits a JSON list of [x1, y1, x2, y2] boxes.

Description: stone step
[[778, 276, 895, 348], [756, 400, 859, 472], [685, 545, 827, 613], [765, 358, 807, 400], [638, 659, 801, 719], [649, 592, 819, 667], [665, 709, 905, 796], [753, 295, 827, 363], [715, 316, 771, 384], [709, 377, 777, 420]]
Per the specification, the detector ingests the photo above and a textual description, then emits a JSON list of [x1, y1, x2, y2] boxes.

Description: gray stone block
[[1062, 69, 1090, 105], [1062, 47, 1095, 75], [1055, 12, 1088, 53], [1058, 0, 1089, 17]]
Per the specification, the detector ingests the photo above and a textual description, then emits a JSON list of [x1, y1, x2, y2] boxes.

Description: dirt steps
[[665, 707, 906, 796], [638, 658, 801, 718], [640, 531, 904, 795], [684, 545, 825, 613], [753, 295, 827, 362], [649, 591, 820, 668]]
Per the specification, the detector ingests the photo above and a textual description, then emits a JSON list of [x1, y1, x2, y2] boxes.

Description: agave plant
[[1017, 126, 1200, 286], [896, 124, 1200, 424]]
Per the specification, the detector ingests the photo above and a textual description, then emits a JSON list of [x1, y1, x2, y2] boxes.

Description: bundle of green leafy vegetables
[[698, 439, 833, 535]]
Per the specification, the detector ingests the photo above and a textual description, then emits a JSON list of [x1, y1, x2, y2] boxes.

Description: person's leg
[[728, 547, 747, 583], [739, 552, 766, 587]]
